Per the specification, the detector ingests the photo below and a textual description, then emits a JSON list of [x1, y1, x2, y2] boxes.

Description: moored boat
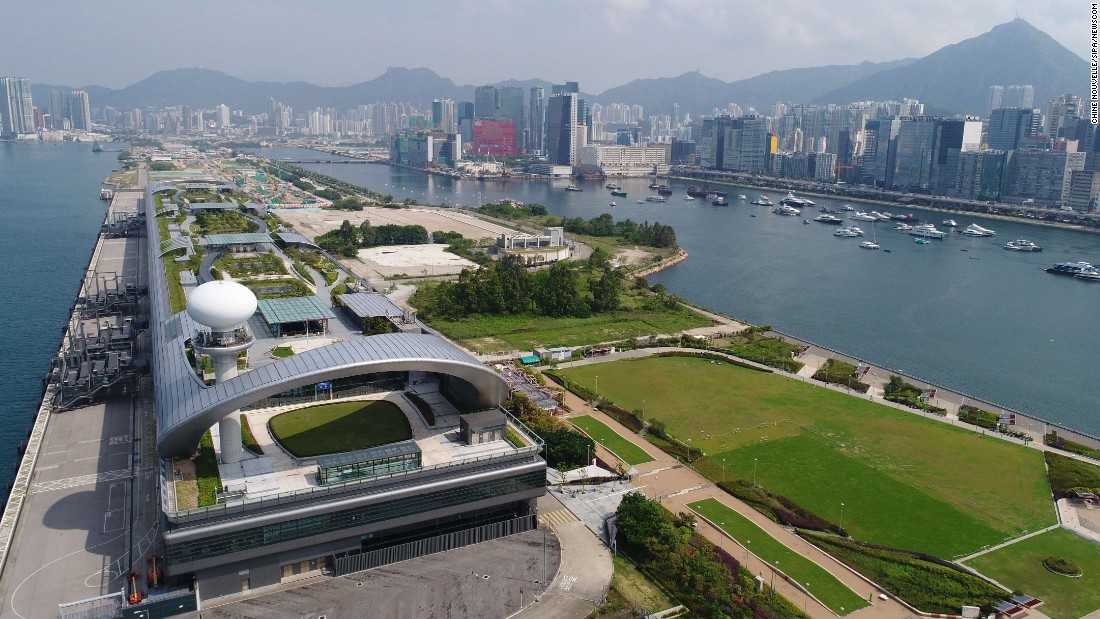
[[565, 184, 582, 191], [1002, 239, 1043, 252], [1045, 261, 1094, 275], [960, 223, 996, 237]]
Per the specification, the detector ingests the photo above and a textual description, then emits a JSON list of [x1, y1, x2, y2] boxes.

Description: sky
[[1, 0, 1089, 93]]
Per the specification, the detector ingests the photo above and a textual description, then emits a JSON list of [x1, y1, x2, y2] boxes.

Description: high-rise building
[[69, 90, 91, 131], [0, 77, 36, 138], [49, 90, 69, 129], [1003, 85, 1035, 109], [1046, 94, 1083, 139], [988, 108, 1040, 150], [432, 99, 456, 133], [215, 104, 231, 128], [474, 86, 498, 120], [988, 86, 1004, 115], [528, 87, 544, 155], [1004, 150, 1085, 205], [546, 92, 578, 166], [697, 116, 768, 173]]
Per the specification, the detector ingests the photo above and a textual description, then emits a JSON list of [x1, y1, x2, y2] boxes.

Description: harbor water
[[256, 147, 1100, 434], [0, 142, 117, 488]]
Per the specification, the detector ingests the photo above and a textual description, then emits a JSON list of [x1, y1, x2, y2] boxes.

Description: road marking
[[29, 468, 131, 493], [539, 509, 578, 529], [103, 510, 125, 533], [558, 575, 577, 592]]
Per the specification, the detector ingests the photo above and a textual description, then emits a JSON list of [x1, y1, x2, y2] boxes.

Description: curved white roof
[[187, 281, 258, 330]]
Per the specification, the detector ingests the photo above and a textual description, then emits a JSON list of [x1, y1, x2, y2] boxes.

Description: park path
[[553, 387, 912, 619]]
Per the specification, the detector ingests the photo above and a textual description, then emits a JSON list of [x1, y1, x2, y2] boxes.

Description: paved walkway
[[512, 520, 612, 619]]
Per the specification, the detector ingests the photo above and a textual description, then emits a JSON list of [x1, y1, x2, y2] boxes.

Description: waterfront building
[[988, 107, 1041, 150], [528, 86, 544, 155], [889, 117, 939, 191], [69, 90, 91, 131], [472, 119, 517, 156], [1003, 150, 1086, 206], [546, 92, 578, 166], [0, 77, 35, 138], [930, 119, 983, 194], [697, 115, 768, 173], [496, 226, 571, 263], [579, 145, 669, 176], [1045, 94, 1083, 139], [809, 152, 837, 181], [141, 180, 545, 599], [1065, 169, 1100, 211], [49, 90, 69, 130]]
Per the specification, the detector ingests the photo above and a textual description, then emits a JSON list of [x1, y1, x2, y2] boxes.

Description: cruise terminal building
[[145, 182, 546, 599]]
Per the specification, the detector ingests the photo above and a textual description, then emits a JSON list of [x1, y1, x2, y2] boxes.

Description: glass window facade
[[318, 442, 422, 485], [166, 469, 544, 566], [243, 372, 406, 410]]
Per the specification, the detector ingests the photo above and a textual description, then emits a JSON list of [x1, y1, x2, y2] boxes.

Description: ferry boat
[[611, 189, 627, 197], [606, 182, 621, 190], [908, 224, 947, 239], [813, 214, 844, 224], [645, 195, 666, 202], [565, 184, 582, 191], [686, 185, 709, 197], [960, 223, 996, 237], [1002, 239, 1043, 252], [1045, 261, 1095, 276]]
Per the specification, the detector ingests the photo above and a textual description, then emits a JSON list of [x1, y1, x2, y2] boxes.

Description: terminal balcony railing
[[193, 327, 252, 348]]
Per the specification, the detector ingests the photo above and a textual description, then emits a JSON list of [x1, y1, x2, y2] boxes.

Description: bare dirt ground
[[355, 244, 478, 278], [278, 206, 515, 243]]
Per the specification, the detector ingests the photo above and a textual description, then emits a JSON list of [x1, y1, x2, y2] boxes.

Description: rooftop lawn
[[689, 498, 870, 615], [964, 528, 1100, 619], [268, 400, 411, 458], [561, 356, 1055, 558], [568, 415, 654, 465]]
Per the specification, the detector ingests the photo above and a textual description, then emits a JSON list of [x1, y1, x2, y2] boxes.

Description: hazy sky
[[2, 0, 1089, 92]]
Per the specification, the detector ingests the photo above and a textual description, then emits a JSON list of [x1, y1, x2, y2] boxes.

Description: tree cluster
[[615, 493, 805, 619], [416, 254, 623, 320], [558, 213, 677, 248], [476, 201, 548, 220], [315, 219, 430, 257], [501, 392, 593, 469]]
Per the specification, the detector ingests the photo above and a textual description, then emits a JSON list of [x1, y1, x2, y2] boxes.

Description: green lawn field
[[569, 415, 655, 465], [561, 356, 1055, 558], [689, 498, 870, 615], [268, 400, 411, 457], [965, 528, 1100, 619], [427, 309, 712, 350]]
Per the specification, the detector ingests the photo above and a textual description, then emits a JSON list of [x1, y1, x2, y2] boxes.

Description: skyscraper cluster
[[0, 77, 36, 138]]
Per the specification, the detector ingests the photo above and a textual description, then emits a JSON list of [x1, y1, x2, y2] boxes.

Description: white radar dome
[[186, 281, 258, 331]]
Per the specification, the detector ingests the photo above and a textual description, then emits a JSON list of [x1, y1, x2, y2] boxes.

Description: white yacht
[[738, 194, 748, 200], [773, 204, 801, 216], [646, 195, 667, 202], [942, 219, 958, 227], [894, 223, 913, 231], [961, 223, 996, 237], [1075, 269, 1100, 281], [908, 224, 947, 239], [1002, 239, 1043, 252], [870, 211, 892, 221], [859, 240, 881, 250], [842, 204, 854, 211], [847, 226, 865, 236], [834, 227, 860, 237], [683, 195, 696, 201], [751, 198, 773, 206], [813, 214, 845, 224], [850, 212, 878, 222]]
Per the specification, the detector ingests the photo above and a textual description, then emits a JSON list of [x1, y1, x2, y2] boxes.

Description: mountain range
[[29, 19, 1087, 119]]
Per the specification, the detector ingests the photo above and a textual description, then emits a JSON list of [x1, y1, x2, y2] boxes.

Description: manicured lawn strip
[[569, 415, 654, 465], [1045, 451, 1100, 497], [560, 357, 1054, 557], [269, 400, 411, 458], [195, 431, 221, 507], [240, 414, 263, 455], [964, 528, 1100, 619], [803, 532, 1006, 615], [706, 434, 1007, 558], [594, 554, 676, 616], [688, 498, 869, 615]]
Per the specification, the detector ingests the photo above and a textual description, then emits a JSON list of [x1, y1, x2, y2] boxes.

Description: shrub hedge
[[799, 531, 1006, 614], [811, 359, 870, 393], [958, 405, 1000, 430], [717, 480, 847, 536], [1045, 451, 1100, 497]]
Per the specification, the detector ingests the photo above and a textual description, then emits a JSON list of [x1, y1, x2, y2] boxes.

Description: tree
[[589, 268, 624, 313], [537, 262, 580, 318]]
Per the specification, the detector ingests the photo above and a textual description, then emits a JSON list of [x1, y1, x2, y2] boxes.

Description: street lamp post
[[771, 560, 779, 597], [840, 502, 845, 531], [753, 458, 758, 487], [721, 457, 727, 483], [595, 375, 599, 398]]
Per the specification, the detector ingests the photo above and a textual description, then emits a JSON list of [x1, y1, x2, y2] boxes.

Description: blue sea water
[[0, 142, 117, 488]]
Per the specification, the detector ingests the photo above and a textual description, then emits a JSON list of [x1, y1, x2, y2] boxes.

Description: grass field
[[560, 357, 1055, 558], [689, 498, 870, 615], [964, 528, 1100, 619], [569, 415, 654, 465], [269, 400, 411, 457], [429, 308, 712, 351], [593, 554, 675, 617]]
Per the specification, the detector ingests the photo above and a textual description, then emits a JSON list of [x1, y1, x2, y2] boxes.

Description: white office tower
[[186, 281, 257, 464]]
